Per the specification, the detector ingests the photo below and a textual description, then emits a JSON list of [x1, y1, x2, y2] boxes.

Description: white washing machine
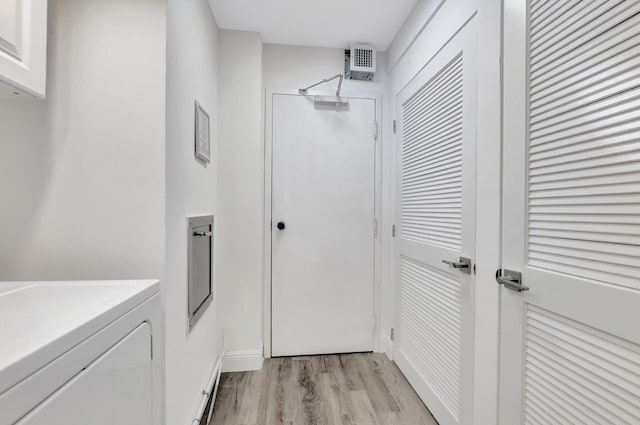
[[0, 280, 161, 425]]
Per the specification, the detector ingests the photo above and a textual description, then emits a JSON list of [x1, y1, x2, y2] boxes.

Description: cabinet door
[[0, 0, 47, 97], [17, 323, 153, 425]]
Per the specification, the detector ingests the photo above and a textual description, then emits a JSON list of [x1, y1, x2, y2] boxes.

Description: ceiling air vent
[[345, 44, 376, 81]]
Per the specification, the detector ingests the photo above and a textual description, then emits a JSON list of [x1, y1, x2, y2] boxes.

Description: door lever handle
[[193, 231, 212, 237], [442, 257, 472, 274], [496, 269, 529, 292]]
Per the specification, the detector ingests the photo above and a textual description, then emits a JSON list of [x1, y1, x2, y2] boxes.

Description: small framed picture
[[195, 100, 211, 163]]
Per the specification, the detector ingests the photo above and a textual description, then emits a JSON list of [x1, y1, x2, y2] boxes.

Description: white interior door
[[271, 94, 376, 357], [394, 21, 477, 425], [500, 1, 640, 424]]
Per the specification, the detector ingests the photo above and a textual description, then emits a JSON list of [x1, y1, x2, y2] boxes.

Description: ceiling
[[208, 0, 419, 51]]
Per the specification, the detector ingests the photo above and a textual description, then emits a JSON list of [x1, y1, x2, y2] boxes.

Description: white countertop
[[0, 280, 159, 395]]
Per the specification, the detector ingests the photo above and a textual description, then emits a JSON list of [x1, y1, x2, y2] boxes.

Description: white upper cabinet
[[0, 0, 47, 97]]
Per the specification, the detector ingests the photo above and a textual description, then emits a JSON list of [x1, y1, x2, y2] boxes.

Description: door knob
[[277, 221, 286, 230], [442, 257, 472, 274]]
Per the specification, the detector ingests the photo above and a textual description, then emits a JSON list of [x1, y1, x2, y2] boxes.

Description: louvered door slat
[[531, 29, 640, 104], [530, 2, 640, 82], [403, 101, 463, 145], [524, 307, 640, 424], [403, 79, 463, 130], [529, 0, 578, 35], [530, 91, 640, 134], [403, 117, 462, 155], [529, 121, 640, 155], [403, 56, 463, 116], [530, 132, 640, 164], [404, 129, 463, 159], [527, 0, 640, 290], [403, 65, 463, 136], [403, 146, 463, 176], [529, 183, 640, 199], [400, 257, 462, 418], [403, 160, 463, 185], [529, 0, 560, 19], [403, 180, 462, 195], [401, 54, 464, 250], [530, 1, 607, 53], [530, 1, 637, 72], [532, 69, 640, 123], [528, 237, 640, 257]]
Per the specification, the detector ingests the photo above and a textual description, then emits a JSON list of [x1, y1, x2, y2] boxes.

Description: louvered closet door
[[499, 1, 640, 424], [394, 21, 477, 425]]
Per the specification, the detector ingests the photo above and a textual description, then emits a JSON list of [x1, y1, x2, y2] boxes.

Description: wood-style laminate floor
[[210, 353, 439, 425]]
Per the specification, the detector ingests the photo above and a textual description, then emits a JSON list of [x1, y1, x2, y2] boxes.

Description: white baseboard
[[378, 335, 393, 360], [222, 349, 264, 373]]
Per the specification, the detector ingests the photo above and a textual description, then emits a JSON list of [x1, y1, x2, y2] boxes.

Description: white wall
[[386, 0, 502, 424], [216, 30, 265, 372], [0, 0, 166, 281], [215, 41, 395, 369], [262, 44, 396, 357], [165, 0, 223, 423], [0, 0, 167, 422]]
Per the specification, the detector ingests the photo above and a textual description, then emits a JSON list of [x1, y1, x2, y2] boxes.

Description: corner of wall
[[379, 335, 394, 360], [216, 29, 265, 371], [222, 349, 264, 373]]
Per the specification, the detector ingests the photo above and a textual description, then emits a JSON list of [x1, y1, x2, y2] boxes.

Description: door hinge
[[372, 218, 378, 236], [372, 314, 377, 331], [390, 328, 395, 341], [392, 120, 397, 134], [373, 121, 379, 140], [391, 224, 396, 237]]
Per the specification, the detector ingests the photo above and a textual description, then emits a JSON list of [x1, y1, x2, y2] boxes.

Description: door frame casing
[[499, 1, 527, 421], [263, 88, 384, 358]]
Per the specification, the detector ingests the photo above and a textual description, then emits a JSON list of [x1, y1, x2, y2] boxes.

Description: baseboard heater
[[191, 351, 224, 425]]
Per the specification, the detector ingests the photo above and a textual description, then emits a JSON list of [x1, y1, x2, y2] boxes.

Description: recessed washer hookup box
[[188, 215, 214, 331]]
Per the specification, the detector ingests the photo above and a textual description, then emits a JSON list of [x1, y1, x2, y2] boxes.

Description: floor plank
[[210, 353, 439, 425]]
